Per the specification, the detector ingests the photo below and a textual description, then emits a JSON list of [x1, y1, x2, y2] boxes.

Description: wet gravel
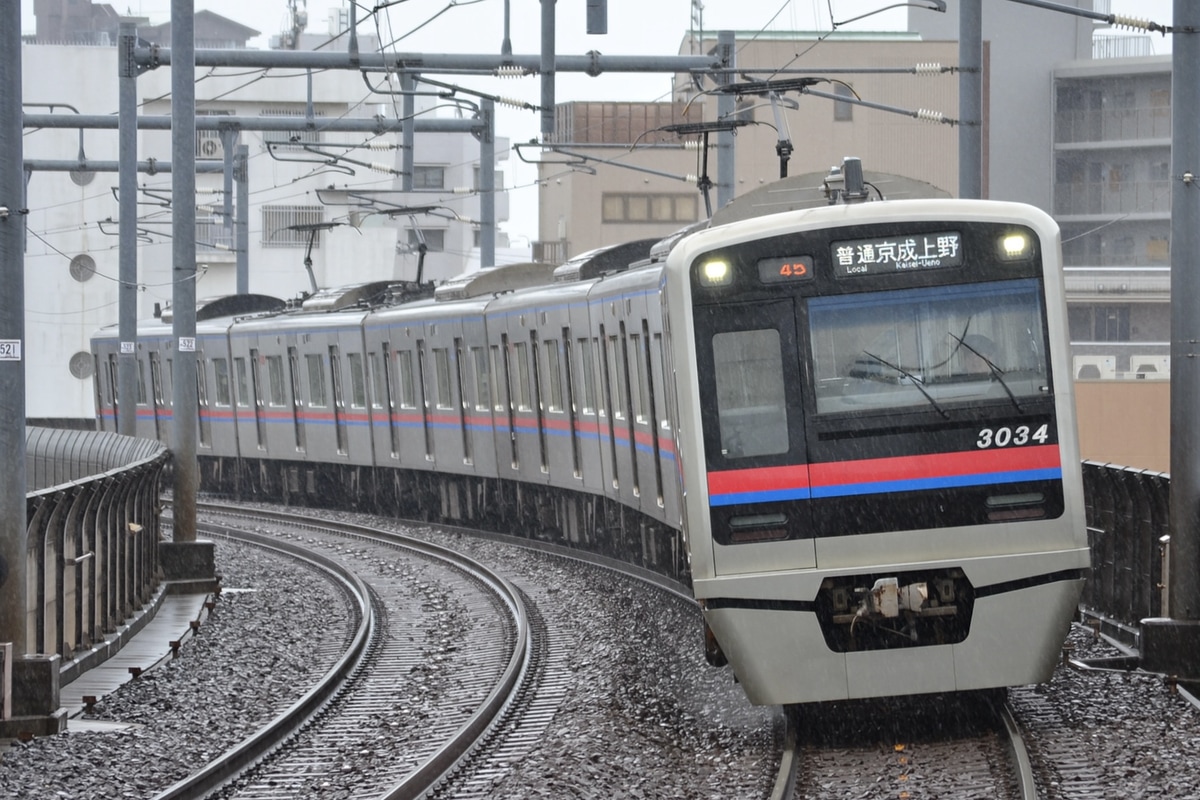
[[4, 506, 1200, 799]]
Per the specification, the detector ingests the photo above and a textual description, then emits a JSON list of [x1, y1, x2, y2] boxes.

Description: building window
[[1095, 305, 1131, 341], [262, 205, 325, 248], [601, 193, 698, 224], [407, 228, 445, 252], [261, 106, 325, 149], [413, 165, 445, 189], [834, 83, 854, 122]]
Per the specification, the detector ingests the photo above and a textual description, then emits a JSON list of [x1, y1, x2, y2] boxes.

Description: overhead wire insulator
[[1111, 14, 1153, 32], [914, 108, 946, 124], [497, 96, 529, 110], [369, 162, 398, 175], [684, 139, 706, 150], [452, 186, 474, 194], [914, 62, 943, 75], [684, 173, 699, 183], [495, 65, 525, 79], [368, 141, 396, 151]]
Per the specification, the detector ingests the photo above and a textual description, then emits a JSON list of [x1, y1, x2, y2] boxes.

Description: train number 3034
[[976, 424, 1050, 449]]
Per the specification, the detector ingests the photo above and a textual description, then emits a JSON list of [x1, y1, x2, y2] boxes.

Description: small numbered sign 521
[[0, 340, 21, 361]]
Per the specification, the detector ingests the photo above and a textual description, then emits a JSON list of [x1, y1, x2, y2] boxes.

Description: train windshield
[[809, 278, 1049, 415]]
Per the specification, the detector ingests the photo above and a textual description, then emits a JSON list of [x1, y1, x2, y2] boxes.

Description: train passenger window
[[545, 340, 564, 413], [434, 348, 453, 410], [367, 353, 385, 409], [472, 347, 491, 412], [607, 335, 626, 420], [631, 333, 650, 424], [213, 358, 232, 406], [712, 329, 789, 458], [397, 350, 416, 409], [306, 354, 327, 407], [234, 358, 250, 407], [266, 355, 286, 406], [348, 353, 367, 408], [576, 338, 597, 415], [513, 342, 532, 411]]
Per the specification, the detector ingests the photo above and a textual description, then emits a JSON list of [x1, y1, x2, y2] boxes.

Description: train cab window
[[213, 358, 232, 406], [576, 337, 597, 415], [397, 350, 417, 409], [348, 353, 367, 408], [306, 354, 327, 407], [266, 355, 286, 406], [544, 340, 564, 413], [712, 329, 789, 458], [808, 279, 1049, 416], [513, 342, 532, 411], [234, 358, 250, 407], [433, 348, 453, 410]]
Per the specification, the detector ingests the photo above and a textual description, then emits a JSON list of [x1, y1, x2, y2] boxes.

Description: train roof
[[158, 293, 286, 323], [551, 239, 658, 282], [434, 262, 559, 301]]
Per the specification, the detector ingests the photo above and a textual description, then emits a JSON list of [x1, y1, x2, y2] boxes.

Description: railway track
[[153, 504, 532, 800]]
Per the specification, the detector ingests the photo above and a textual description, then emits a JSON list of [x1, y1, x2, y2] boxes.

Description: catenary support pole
[[236, 144, 249, 295], [171, 0, 198, 544], [959, 0, 983, 199], [118, 21, 139, 436], [0, 0, 27, 654], [480, 98, 496, 268]]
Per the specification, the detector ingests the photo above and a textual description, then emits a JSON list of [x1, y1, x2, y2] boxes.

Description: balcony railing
[[1054, 180, 1171, 217], [1055, 107, 1171, 144]]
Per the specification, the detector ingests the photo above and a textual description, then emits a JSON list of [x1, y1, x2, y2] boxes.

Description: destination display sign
[[832, 231, 963, 277], [757, 255, 814, 284]]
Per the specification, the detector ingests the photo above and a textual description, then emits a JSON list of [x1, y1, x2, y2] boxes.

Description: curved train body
[[92, 193, 1088, 706]]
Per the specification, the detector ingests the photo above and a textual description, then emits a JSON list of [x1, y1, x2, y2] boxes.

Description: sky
[[19, 0, 1178, 243]]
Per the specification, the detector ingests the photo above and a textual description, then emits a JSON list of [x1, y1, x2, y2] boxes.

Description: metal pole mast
[[236, 144, 249, 295], [480, 98, 496, 268], [171, 0, 198, 543], [959, 0, 983, 199], [0, 0, 28, 654], [118, 21, 139, 436]]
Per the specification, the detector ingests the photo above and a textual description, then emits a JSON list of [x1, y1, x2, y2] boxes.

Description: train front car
[[664, 199, 1090, 705]]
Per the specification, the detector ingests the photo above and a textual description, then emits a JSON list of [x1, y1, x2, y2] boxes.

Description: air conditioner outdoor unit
[[199, 138, 223, 159], [1073, 354, 1116, 380], [1129, 355, 1170, 379]]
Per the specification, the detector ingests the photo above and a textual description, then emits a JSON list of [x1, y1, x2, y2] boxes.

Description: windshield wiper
[[861, 351, 949, 419], [949, 333, 1024, 413]]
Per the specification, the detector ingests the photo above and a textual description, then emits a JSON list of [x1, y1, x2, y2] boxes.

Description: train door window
[[499, 335, 518, 470], [416, 340, 433, 459], [712, 329, 789, 458], [381, 343, 400, 458], [288, 347, 306, 451], [530, 333, 548, 472], [653, 333, 671, 433], [472, 347, 491, 412], [454, 338, 472, 464], [234, 357, 250, 408], [136, 360, 148, 405], [150, 354, 165, 406], [306, 354, 327, 407], [348, 353, 367, 409], [397, 350, 417, 409], [330, 346, 347, 454], [544, 339, 564, 413], [368, 353, 385, 410], [488, 345, 504, 412], [576, 337, 597, 415], [107, 355, 118, 407], [196, 363, 211, 447], [433, 348, 453, 410], [562, 329, 582, 478], [213, 358, 232, 407], [513, 342, 532, 412], [250, 349, 267, 448], [164, 358, 173, 405], [643, 322, 665, 507], [266, 355, 286, 406], [598, 329, 619, 488]]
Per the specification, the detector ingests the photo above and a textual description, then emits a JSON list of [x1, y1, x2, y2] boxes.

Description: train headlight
[[699, 259, 732, 287], [998, 232, 1033, 262]]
